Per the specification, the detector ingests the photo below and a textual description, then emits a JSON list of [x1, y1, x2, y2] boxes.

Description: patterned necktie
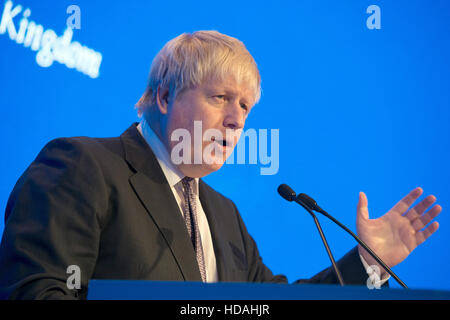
[[181, 177, 206, 282]]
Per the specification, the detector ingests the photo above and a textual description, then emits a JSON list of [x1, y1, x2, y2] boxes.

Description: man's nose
[[223, 102, 245, 130]]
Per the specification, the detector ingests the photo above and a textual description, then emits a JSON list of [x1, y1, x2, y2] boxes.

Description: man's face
[[161, 75, 255, 178]]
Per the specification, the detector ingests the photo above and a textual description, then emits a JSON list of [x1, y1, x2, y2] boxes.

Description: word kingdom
[[0, 0, 102, 78]]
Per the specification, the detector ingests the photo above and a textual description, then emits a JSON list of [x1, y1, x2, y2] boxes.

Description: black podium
[[87, 280, 450, 300]]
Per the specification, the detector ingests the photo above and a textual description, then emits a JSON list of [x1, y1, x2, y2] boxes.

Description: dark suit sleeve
[[232, 203, 381, 286], [232, 203, 288, 283], [291, 246, 374, 285], [0, 138, 107, 299]]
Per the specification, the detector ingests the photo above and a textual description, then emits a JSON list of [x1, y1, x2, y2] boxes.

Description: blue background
[[1, 0, 449, 291]]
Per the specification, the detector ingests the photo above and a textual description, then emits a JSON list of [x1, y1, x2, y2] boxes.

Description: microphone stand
[[295, 197, 345, 286], [298, 193, 408, 289]]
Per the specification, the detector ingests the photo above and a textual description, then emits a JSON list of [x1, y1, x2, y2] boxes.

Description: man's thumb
[[357, 191, 369, 220]]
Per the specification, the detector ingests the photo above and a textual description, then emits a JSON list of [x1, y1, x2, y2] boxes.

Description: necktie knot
[[181, 177, 195, 198], [182, 176, 194, 187]]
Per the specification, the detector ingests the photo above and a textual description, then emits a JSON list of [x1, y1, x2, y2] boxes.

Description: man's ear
[[156, 86, 170, 115]]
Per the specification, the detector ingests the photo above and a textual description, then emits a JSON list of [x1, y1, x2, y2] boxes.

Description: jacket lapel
[[120, 123, 202, 282], [199, 180, 236, 282]]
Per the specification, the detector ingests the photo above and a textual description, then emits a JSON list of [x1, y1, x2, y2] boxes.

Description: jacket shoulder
[[34, 135, 125, 166]]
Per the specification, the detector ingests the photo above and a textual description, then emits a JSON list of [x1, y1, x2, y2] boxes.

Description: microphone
[[297, 192, 408, 289], [277, 184, 296, 202], [278, 184, 345, 286]]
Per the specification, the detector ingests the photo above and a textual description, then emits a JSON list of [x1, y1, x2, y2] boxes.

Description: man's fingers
[[404, 195, 437, 221], [411, 205, 442, 232], [415, 221, 439, 246], [390, 187, 423, 215]]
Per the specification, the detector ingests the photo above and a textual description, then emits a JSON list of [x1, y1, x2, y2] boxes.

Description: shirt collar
[[137, 119, 198, 189]]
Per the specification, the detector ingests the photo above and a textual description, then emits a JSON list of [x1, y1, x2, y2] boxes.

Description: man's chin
[[205, 161, 225, 173]]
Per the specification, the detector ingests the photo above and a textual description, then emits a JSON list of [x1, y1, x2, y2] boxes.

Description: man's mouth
[[211, 137, 230, 148]]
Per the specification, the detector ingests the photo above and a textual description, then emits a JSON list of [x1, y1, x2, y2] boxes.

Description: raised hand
[[356, 187, 441, 273]]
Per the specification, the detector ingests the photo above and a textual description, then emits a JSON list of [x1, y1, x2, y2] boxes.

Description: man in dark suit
[[0, 31, 441, 299]]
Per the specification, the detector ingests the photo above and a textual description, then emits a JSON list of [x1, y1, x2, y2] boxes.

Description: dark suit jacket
[[0, 123, 371, 299]]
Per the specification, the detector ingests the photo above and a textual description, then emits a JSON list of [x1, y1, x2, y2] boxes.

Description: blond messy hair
[[135, 30, 261, 116]]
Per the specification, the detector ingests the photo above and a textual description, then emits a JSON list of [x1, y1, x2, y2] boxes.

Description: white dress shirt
[[137, 119, 388, 286], [137, 119, 218, 283]]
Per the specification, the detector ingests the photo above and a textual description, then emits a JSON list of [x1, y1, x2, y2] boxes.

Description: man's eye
[[240, 103, 248, 111], [214, 95, 226, 100]]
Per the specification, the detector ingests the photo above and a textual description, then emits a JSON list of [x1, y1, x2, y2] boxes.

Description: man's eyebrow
[[203, 85, 254, 103]]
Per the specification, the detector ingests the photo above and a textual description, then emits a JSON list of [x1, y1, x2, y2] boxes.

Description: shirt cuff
[[359, 254, 390, 288]]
